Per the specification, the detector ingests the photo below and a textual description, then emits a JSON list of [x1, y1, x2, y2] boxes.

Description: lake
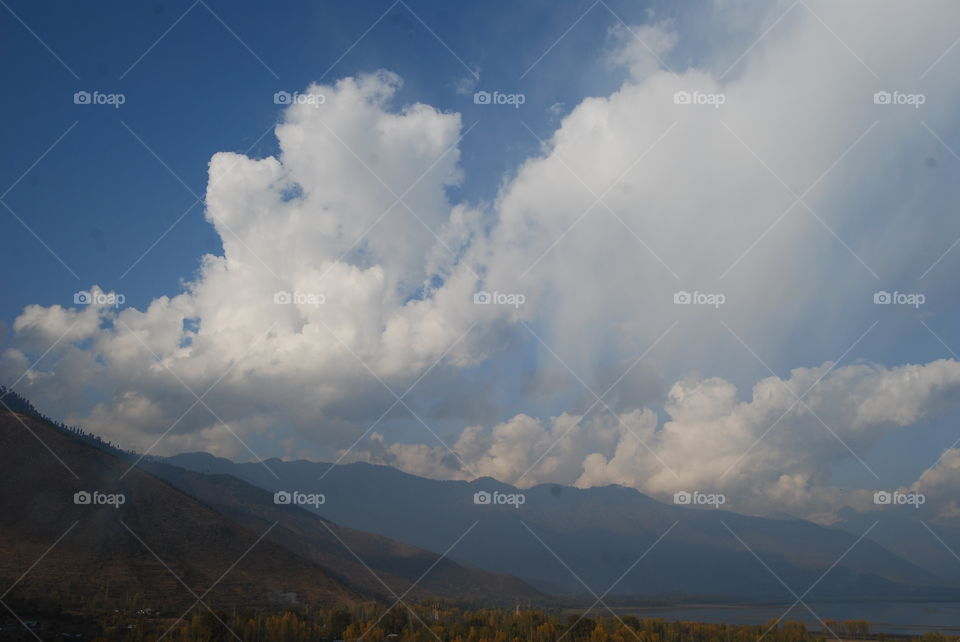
[[602, 602, 960, 635]]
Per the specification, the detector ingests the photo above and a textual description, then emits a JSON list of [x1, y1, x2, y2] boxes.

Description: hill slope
[[0, 411, 361, 612], [0, 408, 538, 615]]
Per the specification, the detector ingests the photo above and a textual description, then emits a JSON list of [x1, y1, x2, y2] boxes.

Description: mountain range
[[3, 387, 960, 619], [164, 452, 960, 602]]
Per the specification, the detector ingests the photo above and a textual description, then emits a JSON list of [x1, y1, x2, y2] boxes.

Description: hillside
[[0, 406, 538, 618]]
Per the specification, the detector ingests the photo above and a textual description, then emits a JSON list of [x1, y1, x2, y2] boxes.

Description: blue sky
[[4, 0, 960, 521]]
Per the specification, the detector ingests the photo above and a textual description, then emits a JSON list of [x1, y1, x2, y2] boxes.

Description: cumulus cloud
[[361, 359, 960, 520], [3, 71, 489, 457], [3, 1, 960, 520]]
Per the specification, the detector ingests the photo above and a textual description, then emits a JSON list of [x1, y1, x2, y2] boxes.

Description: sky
[[3, 0, 960, 523]]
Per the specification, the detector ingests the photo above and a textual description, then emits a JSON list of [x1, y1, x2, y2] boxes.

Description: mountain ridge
[[164, 452, 959, 602]]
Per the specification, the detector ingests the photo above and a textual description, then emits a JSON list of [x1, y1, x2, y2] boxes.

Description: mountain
[[135, 459, 539, 603], [0, 410, 359, 612], [0, 403, 538, 616], [166, 453, 959, 602], [832, 508, 960, 586]]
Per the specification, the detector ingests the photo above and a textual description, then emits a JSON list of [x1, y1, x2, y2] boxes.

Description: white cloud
[[364, 359, 960, 520], [3, 71, 486, 454], [607, 21, 678, 80]]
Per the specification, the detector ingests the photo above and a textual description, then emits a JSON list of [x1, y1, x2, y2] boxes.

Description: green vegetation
[[6, 602, 958, 642]]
